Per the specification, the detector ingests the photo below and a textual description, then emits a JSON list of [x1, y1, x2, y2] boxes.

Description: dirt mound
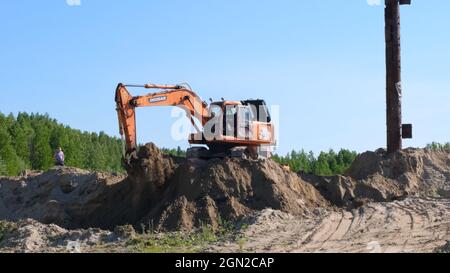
[[0, 167, 149, 229], [127, 143, 178, 192], [3, 144, 446, 232], [130, 144, 329, 231], [0, 143, 328, 232], [151, 159, 328, 230], [301, 148, 450, 208], [1, 145, 450, 252]]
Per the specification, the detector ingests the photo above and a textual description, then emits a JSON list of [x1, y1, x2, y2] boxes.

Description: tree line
[[273, 142, 450, 176], [0, 111, 359, 177], [0, 112, 123, 176], [161, 147, 187, 157], [272, 149, 358, 176], [427, 142, 450, 151], [2, 111, 447, 178]]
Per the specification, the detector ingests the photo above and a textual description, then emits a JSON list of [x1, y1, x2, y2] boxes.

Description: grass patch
[[127, 220, 248, 253]]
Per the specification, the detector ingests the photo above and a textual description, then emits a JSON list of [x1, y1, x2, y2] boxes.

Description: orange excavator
[[115, 83, 275, 164]]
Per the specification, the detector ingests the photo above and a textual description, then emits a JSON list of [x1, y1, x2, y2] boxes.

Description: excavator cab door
[[223, 105, 237, 138], [208, 103, 223, 136]]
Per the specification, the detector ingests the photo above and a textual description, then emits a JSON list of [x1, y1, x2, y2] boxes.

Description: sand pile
[[0, 167, 152, 229], [2, 145, 450, 253], [301, 148, 450, 208], [2, 144, 447, 232], [130, 143, 329, 231], [0, 143, 328, 231]]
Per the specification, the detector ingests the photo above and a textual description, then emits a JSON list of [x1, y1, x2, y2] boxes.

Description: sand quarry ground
[[0, 144, 449, 253]]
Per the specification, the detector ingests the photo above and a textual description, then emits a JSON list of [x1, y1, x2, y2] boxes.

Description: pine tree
[[64, 130, 84, 167], [86, 142, 106, 171], [9, 121, 31, 169], [30, 126, 53, 170], [313, 152, 332, 176], [0, 155, 7, 176], [0, 126, 21, 176]]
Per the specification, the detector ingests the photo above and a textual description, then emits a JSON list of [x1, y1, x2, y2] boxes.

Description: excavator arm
[[115, 83, 210, 158]]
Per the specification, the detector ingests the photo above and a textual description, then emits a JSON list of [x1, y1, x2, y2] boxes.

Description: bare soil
[[301, 148, 450, 208], [0, 143, 328, 231], [0, 219, 122, 253], [1, 144, 449, 253], [132, 144, 329, 231], [208, 197, 450, 253]]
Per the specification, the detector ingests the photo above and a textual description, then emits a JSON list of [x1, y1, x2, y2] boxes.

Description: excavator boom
[[115, 83, 209, 156]]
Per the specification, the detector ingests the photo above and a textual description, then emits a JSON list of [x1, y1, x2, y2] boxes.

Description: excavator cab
[[203, 100, 265, 140], [207, 101, 242, 138], [188, 99, 274, 158]]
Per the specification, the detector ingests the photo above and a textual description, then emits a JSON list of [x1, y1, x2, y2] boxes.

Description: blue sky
[[1, 0, 449, 155]]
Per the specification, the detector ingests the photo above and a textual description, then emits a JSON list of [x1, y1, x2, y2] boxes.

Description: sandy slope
[[1, 147, 449, 253], [1, 198, 449, 253]]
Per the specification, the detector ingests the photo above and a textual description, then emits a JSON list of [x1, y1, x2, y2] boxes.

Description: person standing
[[55, 147, 65, 166]]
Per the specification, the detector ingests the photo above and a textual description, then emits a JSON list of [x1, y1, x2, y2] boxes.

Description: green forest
[[427, 142, 450, 151], [0, 112, 123, 176], [0, 111, 359, 177], [2, 112, 447, 178], [271, 142, 450, 176], [272, 149, 358, 176]]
